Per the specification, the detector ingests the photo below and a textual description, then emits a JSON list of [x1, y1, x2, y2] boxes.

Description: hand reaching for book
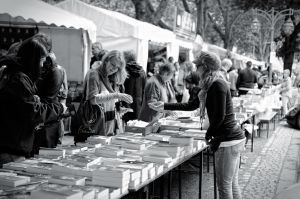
[[148, 101, 164, 112]]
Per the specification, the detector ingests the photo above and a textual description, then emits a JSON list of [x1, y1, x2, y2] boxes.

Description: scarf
[[198, 71, 225, 122]]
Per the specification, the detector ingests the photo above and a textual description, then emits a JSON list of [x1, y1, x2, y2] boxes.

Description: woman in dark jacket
[[36, 53, 64, 148], [0, 36, 64, 166], [150, 52, 245, 199], [123, 51, 146, 122]]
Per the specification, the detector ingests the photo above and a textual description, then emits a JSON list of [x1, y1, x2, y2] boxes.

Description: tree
[[130, 0, 173, 30]]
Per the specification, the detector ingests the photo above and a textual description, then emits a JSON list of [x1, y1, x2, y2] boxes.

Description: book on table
[[39, 147, 66, 158], [31, 185, 83, 199], [0, 175, 30, 187], [61, 154, 102, 168], [48, 175, 86, 186]]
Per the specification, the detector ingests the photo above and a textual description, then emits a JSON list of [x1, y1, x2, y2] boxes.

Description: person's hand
[[148, 101, 164, 112], [119, 107, 133, 117], [61, 103, 68, 114], [118, 93, 133, 104]]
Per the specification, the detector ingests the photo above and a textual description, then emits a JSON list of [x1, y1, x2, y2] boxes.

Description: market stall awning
[[56, 0, 175, 43], [0, 0, 97, 41]]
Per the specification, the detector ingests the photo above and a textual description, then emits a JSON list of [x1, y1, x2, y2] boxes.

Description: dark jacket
[[123, 62, 146, 122], [35, 65, 64, 148], [237, 68, 258, 89], [164, 79, 244, 151], [0, 57, 63, 157]]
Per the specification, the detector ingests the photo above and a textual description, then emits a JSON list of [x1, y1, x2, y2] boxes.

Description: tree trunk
[[131, 0, 148, 21]]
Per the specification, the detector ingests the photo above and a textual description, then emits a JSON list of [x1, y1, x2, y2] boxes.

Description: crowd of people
[[1, 33, 300, 199]]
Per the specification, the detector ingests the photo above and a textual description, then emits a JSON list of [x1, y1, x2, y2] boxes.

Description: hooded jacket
[[123, 62, 146, 122], [0, 56, 63, 157]]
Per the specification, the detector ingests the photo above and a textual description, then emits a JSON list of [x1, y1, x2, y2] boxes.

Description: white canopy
[[0, 0, 96, 41], [57, 0, 176, 70]]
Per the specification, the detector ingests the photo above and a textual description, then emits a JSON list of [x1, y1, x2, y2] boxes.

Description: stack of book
[[117, 161, 153, 187], [48, 175, 86, 186], [142, 155, 172, 165], [87, 136, 112, 145], [91, 167, 130, 191], [57, 145, 87, 155], [71, 185, 96, 199], [121, 141, 146, 151], [146, 143, 185, 158], [76, 142, 102, 149], [61, 154, 102, 168], [0, 174, 30, 187], [95, 146, 124, 157], [31, 184, 83, 199], [51, 164, 93, 178], [25, 162, 56, 175], [39, 147, 66, 158], [184, 129, 206, 140], [109, 188, 121, 199], [145, 134, 170, 142], [169, 135, 194, 154]]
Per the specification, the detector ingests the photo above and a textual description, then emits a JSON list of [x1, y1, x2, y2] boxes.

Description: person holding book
[[139, 63, 177, 122], [149, 51, 245, 199], [75, 50, 133, 143], [0, 36, 65, 166]]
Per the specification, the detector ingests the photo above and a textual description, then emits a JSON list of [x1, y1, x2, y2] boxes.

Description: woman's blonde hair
[[98, 50, 127, 84]]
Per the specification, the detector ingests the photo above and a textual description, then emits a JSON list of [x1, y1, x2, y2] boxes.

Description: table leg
[[178, 165, 182, 199], [168, 171, 171, 199], [213, 153, 217, 199], [199, 151, 203, 199]]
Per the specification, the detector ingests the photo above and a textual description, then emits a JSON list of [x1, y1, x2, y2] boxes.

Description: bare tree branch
[[208, 12, 226, 41], [181, 0, 191, 13]]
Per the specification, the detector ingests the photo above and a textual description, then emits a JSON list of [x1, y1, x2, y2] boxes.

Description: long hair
[[17, 37, 48, 82], [97, 50, 127, 91]]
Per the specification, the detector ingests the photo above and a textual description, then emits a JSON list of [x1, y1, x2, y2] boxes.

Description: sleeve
[[145, 80, 160, 104], [12, 75, 63, 125], [40, 68, 63, 100], [164, 97, 199, 111], [205, 82, 227, 140]]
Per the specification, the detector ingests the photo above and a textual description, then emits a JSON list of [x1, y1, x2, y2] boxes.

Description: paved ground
[[168, 121, 300, 199]]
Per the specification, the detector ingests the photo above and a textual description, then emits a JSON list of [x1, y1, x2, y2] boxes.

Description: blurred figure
[[91, 49, 108, 69], [228, 65, 239, 97], [90, 42, 103, 67], [280, 69, 292, 115], [139, 63, 176, 122], [75, 50, 133, 143], [123, 50, 146, 122], [237, 61, 258, 95], [184, 71, 201, 102], [0, 36, 64, 166], [221, 58, 232, 82], [168, 56, 174, 64]]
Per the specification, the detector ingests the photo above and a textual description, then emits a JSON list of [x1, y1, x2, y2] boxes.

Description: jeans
[[215, 140, 245, 199]]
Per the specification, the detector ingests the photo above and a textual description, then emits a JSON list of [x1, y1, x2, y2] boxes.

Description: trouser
[[215, 140, 245, 199]]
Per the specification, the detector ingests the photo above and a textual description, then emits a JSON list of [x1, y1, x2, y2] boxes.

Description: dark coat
[[0, 57, 63, 157], [123, 62, 146, 122], [35, 66, 64, 148]]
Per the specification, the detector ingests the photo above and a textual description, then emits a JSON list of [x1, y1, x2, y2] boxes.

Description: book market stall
[[0, 114, 210, 199]]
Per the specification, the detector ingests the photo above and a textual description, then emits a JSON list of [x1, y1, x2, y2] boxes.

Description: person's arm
[[205, 82, 227, 141], [164, 97, 199, 111], [11, 75, 63, 125]]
